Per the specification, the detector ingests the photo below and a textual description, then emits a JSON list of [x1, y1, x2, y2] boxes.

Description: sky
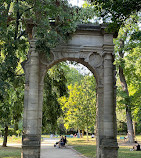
[[68, 0, 84, 7]]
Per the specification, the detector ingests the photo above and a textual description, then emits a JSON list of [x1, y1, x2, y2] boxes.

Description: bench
[[65, 135, 73, 138], [120, 137, 126, 141]]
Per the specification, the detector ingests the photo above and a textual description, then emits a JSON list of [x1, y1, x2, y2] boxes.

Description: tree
[[0, 0, 80, 99], [0, 0, 82, 139], [62, 62, 84, 86], [59, 74, 96, 139], [87, 0, 141, 31], [0, 75, 24, 147], [42, 63, 68, 134], [114, 14, 141, 142]]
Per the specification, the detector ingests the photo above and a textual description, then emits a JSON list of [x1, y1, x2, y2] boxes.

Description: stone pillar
[[23, 83, 29, 135], [37, 63, 47, 136], [100, 36, 118, 157], [37, 83, 44, 136], [96, 85, 104, 158], [22, 39, 41, 158]]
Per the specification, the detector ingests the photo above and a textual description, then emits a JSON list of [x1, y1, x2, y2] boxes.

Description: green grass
[[68, 136, 96, 158], [67, 135, 141, 158], [118, 147, 141, 158], [73, 145, 141, 158], [74, 145, 96, 158], [0, 147, 21, 158]]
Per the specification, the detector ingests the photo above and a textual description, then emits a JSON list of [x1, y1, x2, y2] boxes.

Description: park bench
[[65, 135, 73, 138], [120, 136, 126, 141]]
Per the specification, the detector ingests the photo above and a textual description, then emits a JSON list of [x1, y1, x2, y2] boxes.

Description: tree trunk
[[86, 127, 89, 141], [118, 35, 134, 143], [133, 121, 136, 137], [82, 129, 84, 138], [2, 125, 8, 147], [78, 129, 81, 138], [126, 107, 134, 142], [119, 65, 134, 143]]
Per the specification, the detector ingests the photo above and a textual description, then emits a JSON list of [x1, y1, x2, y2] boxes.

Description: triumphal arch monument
[[22, 24, 119, 158]]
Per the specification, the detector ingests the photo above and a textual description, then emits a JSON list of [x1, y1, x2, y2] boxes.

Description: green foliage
[[63, 63, 84, 86], [0, 0, 84, 135], [87, 0, 141, 31], [42, 63, 68, 134], [114, 14, 141, 133], [117, 120, 127, 134], [59, 75, 96, 133], [34, 0, 81, 55], [0, 75, 24, 131], [0, 128, 22, 137]]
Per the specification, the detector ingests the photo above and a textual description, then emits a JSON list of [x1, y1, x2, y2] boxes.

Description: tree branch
[[19, 7, 33, 18], [14, 0, 20, 40], [17, 30, 26, 39]]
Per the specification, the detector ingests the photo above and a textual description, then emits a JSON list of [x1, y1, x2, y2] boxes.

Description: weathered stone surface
[[100, 138, 119, 158], [22, 24, 118, 158]]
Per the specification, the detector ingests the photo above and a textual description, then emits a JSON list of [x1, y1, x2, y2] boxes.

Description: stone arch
[[39, 51, 102, 84], [22, 24, 118, 158]]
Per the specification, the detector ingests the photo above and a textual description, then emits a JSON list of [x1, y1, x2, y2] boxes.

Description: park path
[[41, 138, 86, 158], [41, 144, 86, 158], [7, 138, 87, 158]]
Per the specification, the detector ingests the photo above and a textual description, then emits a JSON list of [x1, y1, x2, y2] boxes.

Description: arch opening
[[41, 61, 97, 151]]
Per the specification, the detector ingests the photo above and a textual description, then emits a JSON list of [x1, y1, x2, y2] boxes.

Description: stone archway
[[22, 24, 118, 158]]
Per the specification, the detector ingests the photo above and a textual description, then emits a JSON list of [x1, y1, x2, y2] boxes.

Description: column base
[[21, 134, 41, 158], [100, 137, 119, 158]]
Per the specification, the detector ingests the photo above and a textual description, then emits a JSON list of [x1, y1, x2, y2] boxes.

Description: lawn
[[0, 135, 141, 158], [0, 136, 21, 158], [67, 135, 141, 158], [0, 147, 21, 158]]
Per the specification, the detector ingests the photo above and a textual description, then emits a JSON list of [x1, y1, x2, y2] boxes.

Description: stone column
[[23, 83, 29, 135], [22, 39, 41, 158], [37, 63, 47, 136], [101, 38, 118, 157], [96, 85, 104, 158]]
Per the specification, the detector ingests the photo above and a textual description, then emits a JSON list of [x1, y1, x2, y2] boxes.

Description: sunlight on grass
[[0, 147, 21, 158], [67, 136, 96, 146], [0, 136, 22, 144]]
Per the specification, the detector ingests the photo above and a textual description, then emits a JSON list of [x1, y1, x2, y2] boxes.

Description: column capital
[[103, 44, 114, 55]]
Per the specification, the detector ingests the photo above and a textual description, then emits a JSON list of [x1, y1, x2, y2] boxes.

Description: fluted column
[[96, 85, 104, 158], [103, 53, 114, 137], [22, 39, 40, 158], [100, 38, 118, 158]]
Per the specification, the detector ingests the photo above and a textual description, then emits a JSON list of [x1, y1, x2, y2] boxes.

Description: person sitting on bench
[[54, 135, 62, 147], [59, 136, 67, 148]]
